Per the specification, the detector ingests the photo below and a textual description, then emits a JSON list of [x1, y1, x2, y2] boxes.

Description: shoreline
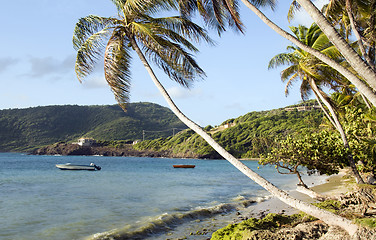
[[143, 171, 349, 240]]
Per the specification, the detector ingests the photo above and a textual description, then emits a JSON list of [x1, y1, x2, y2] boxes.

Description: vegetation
[[211, 213, 314, 240], [260, 131, 348, 187], [0, 103, 186, 152]]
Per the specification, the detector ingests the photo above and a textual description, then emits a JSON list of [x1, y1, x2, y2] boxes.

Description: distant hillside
[[134, 105, 324, 159], [0, 103, 187, 152]]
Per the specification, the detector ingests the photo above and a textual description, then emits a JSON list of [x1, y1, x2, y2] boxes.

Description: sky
[[0, 0, 328, 127]]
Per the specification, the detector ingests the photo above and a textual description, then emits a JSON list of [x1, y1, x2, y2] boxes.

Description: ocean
[[0, 153, 325, 240]]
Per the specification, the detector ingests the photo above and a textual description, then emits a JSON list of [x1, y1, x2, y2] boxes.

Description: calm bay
[[0, 153, 325, 240]]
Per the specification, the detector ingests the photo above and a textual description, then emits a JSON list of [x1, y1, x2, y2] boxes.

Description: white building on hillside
[[77, 138, 96, 147]]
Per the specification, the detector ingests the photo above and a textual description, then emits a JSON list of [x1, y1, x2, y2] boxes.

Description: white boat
[[55, 163, 101, 171]]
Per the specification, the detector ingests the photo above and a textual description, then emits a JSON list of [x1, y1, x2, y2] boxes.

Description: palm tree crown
[[269, 23, 343, 100], [73, 0, 212, 110]]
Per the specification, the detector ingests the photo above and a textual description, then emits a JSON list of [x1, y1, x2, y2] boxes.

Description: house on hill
[[77, 138, 96, 147], [284, 105, 320, 112], [223, 122, 236, 129]]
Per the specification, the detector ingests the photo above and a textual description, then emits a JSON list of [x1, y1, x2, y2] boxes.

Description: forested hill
[[134, 103, 323, 159], [0, 103, 187, 152]]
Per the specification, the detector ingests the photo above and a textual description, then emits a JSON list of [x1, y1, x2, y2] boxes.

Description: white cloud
[[27, 55, 75, 78]]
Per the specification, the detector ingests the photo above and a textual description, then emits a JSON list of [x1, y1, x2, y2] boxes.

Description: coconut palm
[[243, 0, 376, 108], [178, 0, 376, 110], [292, 0, 376, 89], [73, 0, 215, 109], [324, 0, 376, 70], [269, 23, 365, 184], [74, 0, 361, 236]]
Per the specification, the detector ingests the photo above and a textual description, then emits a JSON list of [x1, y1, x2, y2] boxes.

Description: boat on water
[[55, 163, 101, 171], [173, 165, 195, 168]]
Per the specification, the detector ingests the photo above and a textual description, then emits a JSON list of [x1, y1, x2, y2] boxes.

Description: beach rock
[[353, 227, 376, 240], [318, 226, 349, 240]]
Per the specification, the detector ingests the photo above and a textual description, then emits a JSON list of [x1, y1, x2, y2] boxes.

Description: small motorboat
[[55, 163, 101, 171], [173, 165, 195, 168]]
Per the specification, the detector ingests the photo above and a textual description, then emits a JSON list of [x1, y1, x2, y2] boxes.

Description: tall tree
[[295, 0, 376, 89], [73, 0, 360, 236], [179, 0, 376, 108], [268, 23, 365, 183], [324, 0, 376, 70]]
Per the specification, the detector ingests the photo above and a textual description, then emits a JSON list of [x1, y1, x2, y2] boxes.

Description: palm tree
[[244, 0, 376, 105], [74, 0, 215, 108], [73, 0, 361, 236], [269, 23, 365, 184], [178, 0, 376, 109], [294, 0, 376, 89], [324, 0, 376, 70], [290, 0, 373, 69]]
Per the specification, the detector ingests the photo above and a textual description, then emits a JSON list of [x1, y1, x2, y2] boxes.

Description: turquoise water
[[0, 153, 306, 240]]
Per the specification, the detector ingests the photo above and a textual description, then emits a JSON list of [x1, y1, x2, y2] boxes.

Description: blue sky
[[0, 0, 327, 126]]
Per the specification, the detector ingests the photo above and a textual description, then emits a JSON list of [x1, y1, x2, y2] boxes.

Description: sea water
[[0, 153, 325, 240]]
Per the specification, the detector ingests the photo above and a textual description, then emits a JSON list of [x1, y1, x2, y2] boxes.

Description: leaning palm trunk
[[296, 0, 376, 90], [309, 79, 365, 184], [312, 90, 337, 127], [296, 184, 328, 201], [130, 37, 360, 236], [344, 0, 374, 70], [361, 93, 372, 110], [240, 0, 376, 108]]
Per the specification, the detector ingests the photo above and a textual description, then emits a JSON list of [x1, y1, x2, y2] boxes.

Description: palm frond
[[104, 27, 132, 111], [281, 65, 298, 81], [211, 0, 230, 31], [305, 24, 322, 47], [148, 16, 214, 45], [287, 0, 301, 23], [147, 39, 205, 86], [222, 0, 244, 32], [74, 27, 112, 82], [178, 0, 202, 16], [283, 71, 299, 96], [123, 0, 175, 16], [132, 24, 205, 86], [300, 76, 312, 100], [179, 0, 227, 35], [299, 61, 321, 79], [268, 53, 297, 69], [73, 15, 115, 50], [321, 45, 343, 62], [310, 32, 330, 51]]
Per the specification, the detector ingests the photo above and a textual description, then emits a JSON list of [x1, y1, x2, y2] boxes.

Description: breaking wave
[[86, 196, 268, 240]]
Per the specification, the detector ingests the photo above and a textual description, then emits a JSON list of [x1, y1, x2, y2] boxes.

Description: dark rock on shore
[[32, 142, 173, 157]]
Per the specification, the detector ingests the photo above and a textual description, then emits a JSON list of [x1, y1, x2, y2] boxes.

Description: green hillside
[[0, 103, 187, 152], [134, 104, 324, 159]]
